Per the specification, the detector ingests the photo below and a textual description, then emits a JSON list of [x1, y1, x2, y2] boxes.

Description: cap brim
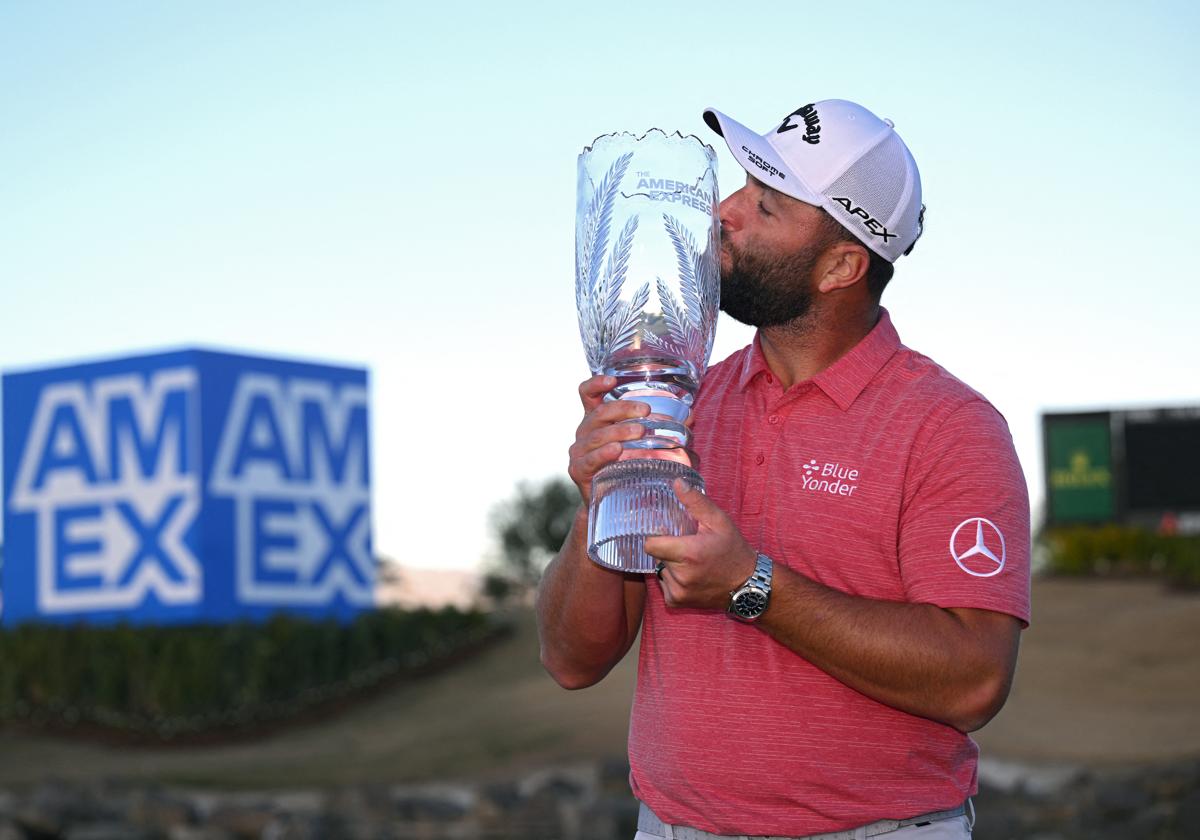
[[703, 107, 822, 206]]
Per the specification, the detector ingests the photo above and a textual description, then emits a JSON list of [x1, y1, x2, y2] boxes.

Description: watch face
[[733, 589, 768, 618]]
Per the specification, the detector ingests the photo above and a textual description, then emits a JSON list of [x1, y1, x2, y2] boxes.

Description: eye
[[757, 200, 772, 217]]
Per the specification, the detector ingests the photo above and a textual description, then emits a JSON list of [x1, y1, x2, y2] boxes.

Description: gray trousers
[[634, 805, 973, 840]]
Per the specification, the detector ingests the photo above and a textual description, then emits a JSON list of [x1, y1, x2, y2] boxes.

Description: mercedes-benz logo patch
[[949, 517, 1006, 578]]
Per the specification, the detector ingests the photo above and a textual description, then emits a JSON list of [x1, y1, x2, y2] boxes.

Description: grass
[[0, 609, 636, 788]]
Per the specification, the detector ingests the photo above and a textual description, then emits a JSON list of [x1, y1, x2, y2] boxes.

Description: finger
[[652, 561, 678, 604], [578, 398, 651, 436], [643, 535, 688, 561], [569, 440, 624, 483], [578, 375, 616, 411], [572, 416, 647, 461], [671, 479, 724, 528]]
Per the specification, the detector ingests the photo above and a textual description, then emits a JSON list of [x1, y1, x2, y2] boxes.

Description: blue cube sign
[[2, 350, 373, 625]]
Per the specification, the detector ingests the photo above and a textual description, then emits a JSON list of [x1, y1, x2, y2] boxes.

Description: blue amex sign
[[2, 350, 373, 626]]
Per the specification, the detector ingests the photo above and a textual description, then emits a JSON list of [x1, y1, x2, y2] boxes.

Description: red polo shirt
[[628, 309, 1030, 836]]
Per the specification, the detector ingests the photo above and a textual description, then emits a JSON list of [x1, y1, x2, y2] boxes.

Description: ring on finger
[[654, 561, 666, 580]]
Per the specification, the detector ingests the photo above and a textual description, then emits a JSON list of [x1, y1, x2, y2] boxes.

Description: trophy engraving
[[576, 130, 720, 573]]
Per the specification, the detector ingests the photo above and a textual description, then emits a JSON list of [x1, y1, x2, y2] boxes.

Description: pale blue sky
[[3, 1, 1198, 570]]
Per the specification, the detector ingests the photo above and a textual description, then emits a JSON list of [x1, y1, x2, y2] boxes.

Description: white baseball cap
[[703, 100, 924, 262]]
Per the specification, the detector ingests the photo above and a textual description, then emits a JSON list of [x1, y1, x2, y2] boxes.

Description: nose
[[719, 188, 746, 233]]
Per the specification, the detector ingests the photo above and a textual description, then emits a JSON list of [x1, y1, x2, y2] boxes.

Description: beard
[[719, 236, 822, 329]]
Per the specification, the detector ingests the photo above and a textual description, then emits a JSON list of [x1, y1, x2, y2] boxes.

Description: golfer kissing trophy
[[576, 129, 720, 573]]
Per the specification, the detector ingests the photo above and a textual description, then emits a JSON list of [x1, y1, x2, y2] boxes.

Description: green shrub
[[1041, 525, 1200, 589], [0, 606, 502, 738]]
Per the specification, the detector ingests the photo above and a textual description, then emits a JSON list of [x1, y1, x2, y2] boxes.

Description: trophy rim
[[578, 127, 717, 161]]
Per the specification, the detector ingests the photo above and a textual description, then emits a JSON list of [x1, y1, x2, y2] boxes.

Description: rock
[[977, 758, 1027, 795], [206, 803, 274, 838], [125, 790, 196, 833], [579, 796, 638, 840], [167, 828, 236, 840], [978, 758, 1087, 799], [1092, 772, 1154, 821], [1127, 801, 1174, 837], [63, 824, 160, 840], [1024, 766, 1088, 799], [325, 787, 392, 840], [517, 764, 597, 801], [970, 796, 1028, 840], [261, 812, 348, 840], [265, 792, 324, 817], [598, 758, 631, 793], [478, 780, 520, 812], [0, 754, 1195, 840], [388, 785, 474, 822], [19, 781, 118, 835], [1174, 788, 1200, 837], [1146, 762, 1198, 800]]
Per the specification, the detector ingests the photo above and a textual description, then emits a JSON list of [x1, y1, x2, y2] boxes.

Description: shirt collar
[[735, 308, 902, 411], [735, 334, 771, 391]]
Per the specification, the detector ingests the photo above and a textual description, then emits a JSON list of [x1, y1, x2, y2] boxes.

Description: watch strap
[[748, 552, 773, 589]]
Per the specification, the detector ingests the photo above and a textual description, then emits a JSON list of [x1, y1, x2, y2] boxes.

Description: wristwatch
[[729, 553, 773, 622]]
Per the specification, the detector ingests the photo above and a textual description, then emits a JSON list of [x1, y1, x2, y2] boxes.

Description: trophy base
[[587, 458, 704, 574]]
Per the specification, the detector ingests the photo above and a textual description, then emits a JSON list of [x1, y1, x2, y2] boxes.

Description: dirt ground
[[972, 577, 1200, 765], [0, 577, 1196, 787]]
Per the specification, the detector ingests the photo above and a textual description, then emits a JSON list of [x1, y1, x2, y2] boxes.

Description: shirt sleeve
[[897, 398, 1031, 625]]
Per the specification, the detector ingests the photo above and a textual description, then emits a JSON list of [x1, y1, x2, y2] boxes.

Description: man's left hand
[[643, 479, 758, 611]]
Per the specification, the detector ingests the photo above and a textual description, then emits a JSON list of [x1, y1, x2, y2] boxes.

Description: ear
[[816, 241, 870, 294]]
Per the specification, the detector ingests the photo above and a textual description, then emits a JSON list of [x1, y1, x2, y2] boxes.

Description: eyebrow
[[748, 176, 779, 206]]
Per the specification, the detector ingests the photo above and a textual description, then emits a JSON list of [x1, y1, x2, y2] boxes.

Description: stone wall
[[973, 757, 1200, 840], [1, 757, 1197, 839]]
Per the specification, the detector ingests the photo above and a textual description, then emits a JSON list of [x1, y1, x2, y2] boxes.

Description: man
[[537, 99, 1030, 840]]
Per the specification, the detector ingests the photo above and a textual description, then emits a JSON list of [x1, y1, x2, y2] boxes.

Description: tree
[[486, 477, 577, 598]]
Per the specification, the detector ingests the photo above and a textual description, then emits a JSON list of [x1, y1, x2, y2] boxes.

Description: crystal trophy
[[576, 129, 720, 573]]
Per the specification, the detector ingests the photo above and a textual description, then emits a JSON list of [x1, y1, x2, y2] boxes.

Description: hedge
[[0, 606, 504, 738], [1041, 525, 1200, 589]]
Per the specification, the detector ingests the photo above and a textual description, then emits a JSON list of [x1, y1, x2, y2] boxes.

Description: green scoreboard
[[1042, 407, 1200, 529]]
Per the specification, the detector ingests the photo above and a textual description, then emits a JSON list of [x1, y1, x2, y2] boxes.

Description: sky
[[2, 1, 1198, 572]]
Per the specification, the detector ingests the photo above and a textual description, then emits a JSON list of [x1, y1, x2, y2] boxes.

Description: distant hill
[[376, 563, 483, 610]]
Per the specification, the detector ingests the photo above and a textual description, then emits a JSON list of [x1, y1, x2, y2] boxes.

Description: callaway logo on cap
[[703, 99, 925, 262]]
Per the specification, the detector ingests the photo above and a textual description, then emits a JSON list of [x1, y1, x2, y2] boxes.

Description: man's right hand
[[567, 374, 649, 506]]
